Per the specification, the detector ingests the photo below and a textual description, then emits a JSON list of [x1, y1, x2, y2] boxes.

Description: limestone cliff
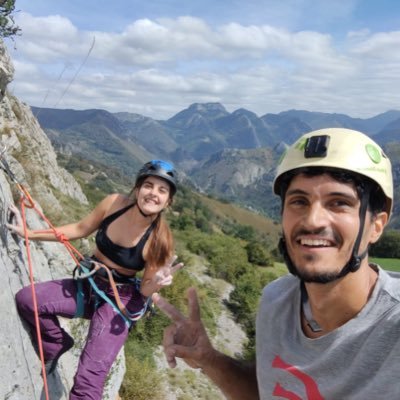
[[0, 40, 124, 400]]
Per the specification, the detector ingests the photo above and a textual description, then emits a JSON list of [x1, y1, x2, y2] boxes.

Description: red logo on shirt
[[272, 355, 324, 400]]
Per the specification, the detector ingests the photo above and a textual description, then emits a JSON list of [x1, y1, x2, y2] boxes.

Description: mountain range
[[31, 103, 400, 225]]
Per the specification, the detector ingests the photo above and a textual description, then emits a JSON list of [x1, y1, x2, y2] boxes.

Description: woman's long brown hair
[[144, 215, 174, 268]]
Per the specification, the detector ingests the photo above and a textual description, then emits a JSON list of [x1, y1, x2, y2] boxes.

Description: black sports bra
[[95, 203, 155, 271]]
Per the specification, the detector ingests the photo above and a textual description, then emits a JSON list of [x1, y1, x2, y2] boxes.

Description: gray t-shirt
[[256, 266, 400, 399]]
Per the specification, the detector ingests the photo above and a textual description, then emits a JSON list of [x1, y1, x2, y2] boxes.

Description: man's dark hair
[[277, 167, 387, 216]]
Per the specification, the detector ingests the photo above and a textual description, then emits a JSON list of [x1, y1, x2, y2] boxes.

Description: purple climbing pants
[[15, 277, 145, 400]]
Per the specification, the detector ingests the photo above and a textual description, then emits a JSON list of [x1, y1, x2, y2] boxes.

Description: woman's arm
[[6, 194, 120, 241]]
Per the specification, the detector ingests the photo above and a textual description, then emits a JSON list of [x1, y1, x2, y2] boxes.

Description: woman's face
[[136, 176, 171, 215]]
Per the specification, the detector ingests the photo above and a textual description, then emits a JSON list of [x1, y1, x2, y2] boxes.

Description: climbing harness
[[73, 256, 153, 326], [1, 146, 152, 398]]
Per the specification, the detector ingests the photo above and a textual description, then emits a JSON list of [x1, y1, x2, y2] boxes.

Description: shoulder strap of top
[[139, 218, 157, 243], [136, 216, 158, 249], [101, 203, 135, 226]]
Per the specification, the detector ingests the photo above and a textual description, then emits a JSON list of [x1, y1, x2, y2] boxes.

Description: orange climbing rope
[[18, 192, 86, 399], [19, 195, 53, 400], [1, 147, 83, 400]]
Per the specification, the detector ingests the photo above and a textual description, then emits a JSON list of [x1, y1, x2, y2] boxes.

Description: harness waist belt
[[89, 256, 137, 284]]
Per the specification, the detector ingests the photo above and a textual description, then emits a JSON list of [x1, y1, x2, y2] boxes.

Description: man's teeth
[[300, 239, 331, 246]]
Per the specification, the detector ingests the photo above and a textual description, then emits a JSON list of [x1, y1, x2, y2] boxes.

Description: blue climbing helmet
[[135, 160, 177, 195]]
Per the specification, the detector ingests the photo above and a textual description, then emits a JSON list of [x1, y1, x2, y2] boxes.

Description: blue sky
[[5, 0, 400, 119]]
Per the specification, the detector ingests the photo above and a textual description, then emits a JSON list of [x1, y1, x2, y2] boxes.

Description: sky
[[4, 0, 400, 119]]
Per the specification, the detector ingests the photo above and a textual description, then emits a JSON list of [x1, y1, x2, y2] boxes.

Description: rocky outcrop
[[0, 40, 123, 399]]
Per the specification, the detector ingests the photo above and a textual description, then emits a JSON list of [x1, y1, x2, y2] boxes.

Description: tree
[[245, 241, 272, 266], [370, 230, 400, 259], [0, 0, 20, 39]]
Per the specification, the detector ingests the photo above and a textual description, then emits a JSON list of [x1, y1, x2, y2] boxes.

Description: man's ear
[[369, 212, 388, 244]]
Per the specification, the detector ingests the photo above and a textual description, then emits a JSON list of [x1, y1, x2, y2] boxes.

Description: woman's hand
[[153, 255, 184, 287], [6, 204, 25, 238], [141, 255, 184, 296]]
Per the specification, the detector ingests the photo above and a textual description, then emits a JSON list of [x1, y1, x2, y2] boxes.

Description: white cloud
[[351, 31, 400, 60], [7, 11, 400, 119]]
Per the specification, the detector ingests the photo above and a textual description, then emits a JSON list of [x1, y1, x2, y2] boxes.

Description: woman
[[7, 159, 183, 400]]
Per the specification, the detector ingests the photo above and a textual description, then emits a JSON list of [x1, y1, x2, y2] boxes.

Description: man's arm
[[200, 350, 258, 400], [152, 288, 259, 400]]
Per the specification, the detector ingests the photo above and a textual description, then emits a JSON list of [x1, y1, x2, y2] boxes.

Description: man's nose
[[303, 202, 329, 228]]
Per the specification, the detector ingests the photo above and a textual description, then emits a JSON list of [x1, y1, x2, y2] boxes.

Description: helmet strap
[[135, 202, 164, 220], [336, 183, 371, 277], [278, 237, 298, 277], [135, 203, 152, 218]]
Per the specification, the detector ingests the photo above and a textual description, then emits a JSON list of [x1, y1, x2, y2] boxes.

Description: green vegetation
[[0, 0, 20, 39], [58, 153, 285, 397], [60, 158, 282, 397], [57, 153, 131, 207], [370, 230, 400, 259], [370, 257, 400, 272]]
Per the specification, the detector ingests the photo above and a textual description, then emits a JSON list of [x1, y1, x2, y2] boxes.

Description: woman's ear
[[369, 211, 388, 244]]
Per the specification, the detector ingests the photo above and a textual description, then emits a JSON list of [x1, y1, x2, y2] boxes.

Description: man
[[152, 128, 400, 399]]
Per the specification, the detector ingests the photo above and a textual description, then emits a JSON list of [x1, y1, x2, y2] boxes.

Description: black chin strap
[[335, 184, 371, 277], [135, 203, 164, 222], [279, 184, 372, 281], [136, 203, 152, 218]]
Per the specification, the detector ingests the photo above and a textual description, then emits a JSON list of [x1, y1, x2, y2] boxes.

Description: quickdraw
[[0, 145, 36, 208]]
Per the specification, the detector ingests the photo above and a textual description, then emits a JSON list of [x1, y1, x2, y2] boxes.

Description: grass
[[273, 259, 400, 274], [370, 257, 400, 272], [197, 192, 281, 242], [275, 259, 400, 273]]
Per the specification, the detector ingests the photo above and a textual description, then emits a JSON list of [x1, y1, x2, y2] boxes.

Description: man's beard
[[286, 254, 345, 284]]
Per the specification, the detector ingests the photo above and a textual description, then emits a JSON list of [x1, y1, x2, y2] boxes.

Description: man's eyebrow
[[286, 188, 307, 196], [286, 188, 357, 200]]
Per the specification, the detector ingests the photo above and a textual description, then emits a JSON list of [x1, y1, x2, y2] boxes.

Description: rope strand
[[20, 197, 50, 400]]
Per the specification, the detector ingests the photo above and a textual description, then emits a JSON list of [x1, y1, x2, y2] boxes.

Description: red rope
[[17, 187, 84, 399], [20, 197, 50, 400]]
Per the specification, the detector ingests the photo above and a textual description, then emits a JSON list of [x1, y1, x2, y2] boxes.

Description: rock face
[[0, 40, 124, 399]]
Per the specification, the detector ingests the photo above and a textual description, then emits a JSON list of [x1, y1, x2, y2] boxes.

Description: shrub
[[0, 0, 20, 39], [370, 230, 400, 258]]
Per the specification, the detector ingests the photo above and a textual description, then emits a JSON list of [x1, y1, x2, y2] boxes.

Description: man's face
[[281, 173, 381, 282]]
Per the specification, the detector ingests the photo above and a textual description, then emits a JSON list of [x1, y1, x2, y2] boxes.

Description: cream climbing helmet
[[274, 128, 394, 280], [274, 128, 393, 217]]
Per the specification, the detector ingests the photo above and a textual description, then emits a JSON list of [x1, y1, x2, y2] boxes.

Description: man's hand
[[153, 288, 260, 400], [152, 287, 215, 369]]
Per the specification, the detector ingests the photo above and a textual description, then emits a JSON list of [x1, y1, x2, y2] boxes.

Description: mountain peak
[[188, 102, 227, 113], [167, 102, 229, 127]]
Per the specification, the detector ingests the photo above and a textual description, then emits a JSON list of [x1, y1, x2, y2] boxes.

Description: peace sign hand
[[153, 255, 184, 287], [152, 287, 216, 369]]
